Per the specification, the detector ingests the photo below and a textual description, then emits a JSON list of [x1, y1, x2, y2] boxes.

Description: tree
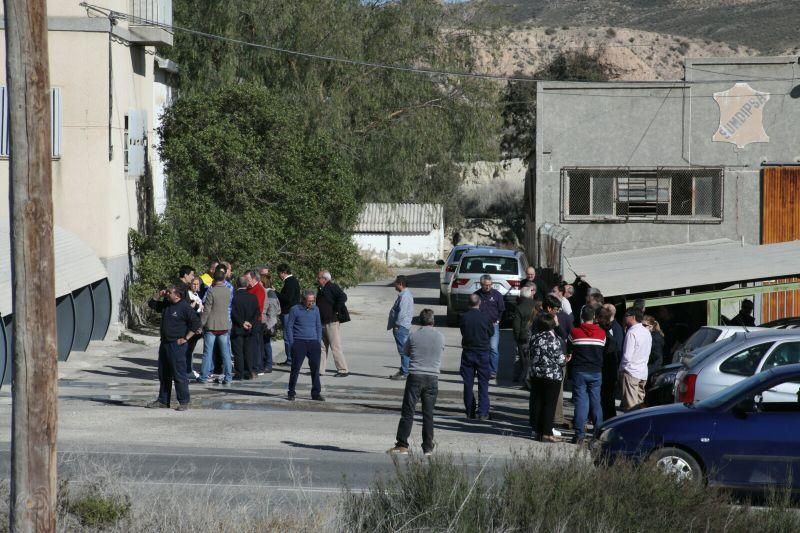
[[130, 84, 361, 301]]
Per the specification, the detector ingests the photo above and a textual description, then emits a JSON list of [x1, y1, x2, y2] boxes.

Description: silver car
[[675, 330, 800, 404], [436, 244, 477, 304], [445, 247, 528, 326], [675, 325, 765, 365]]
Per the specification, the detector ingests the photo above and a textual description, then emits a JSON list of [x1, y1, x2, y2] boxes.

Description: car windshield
[[695, 371, 775, 409], [683, 327, 722, 352], [460, 255, 518, 275]]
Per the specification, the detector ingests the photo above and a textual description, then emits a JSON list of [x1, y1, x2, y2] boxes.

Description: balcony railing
[[128, 0, 173, 46]]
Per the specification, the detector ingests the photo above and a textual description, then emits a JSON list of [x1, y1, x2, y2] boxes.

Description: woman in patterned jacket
[[528, 313, 570, 442]]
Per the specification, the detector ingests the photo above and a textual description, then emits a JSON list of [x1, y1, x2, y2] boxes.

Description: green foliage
[[165, 0, 501, 225], [130, 84, 361, 301], [64, 483, 131, 529]]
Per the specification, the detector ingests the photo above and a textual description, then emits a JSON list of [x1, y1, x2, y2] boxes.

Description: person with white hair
[[317, 270, 350, 377]]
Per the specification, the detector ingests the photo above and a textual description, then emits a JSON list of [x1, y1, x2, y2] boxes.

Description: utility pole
[[4, 0, 58, 531]]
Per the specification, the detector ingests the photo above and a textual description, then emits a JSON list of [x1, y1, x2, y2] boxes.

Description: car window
[[686, 336, 737, 369], [452, 249, 469, 262], [719, 342, 773, 376], [761, 342, 800, 370], [460, 256, 518, 275], [683, 327, 722, 351]]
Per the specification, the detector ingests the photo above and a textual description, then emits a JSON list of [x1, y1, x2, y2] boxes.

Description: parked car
[[674, 330, 800, 404], [435, 244, 477, 304], [595, 364, 800, 492], [445, 248, 528, 326], [673, 325, 765, 365], [762, 316, 800, 329]]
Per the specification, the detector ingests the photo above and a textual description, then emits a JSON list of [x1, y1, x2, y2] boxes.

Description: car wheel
[[649, 447, 703, 484], [439, 290, 447, 305]]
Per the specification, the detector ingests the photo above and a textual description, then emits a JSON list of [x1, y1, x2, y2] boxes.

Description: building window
[[0, 86, 62, 159], [561, 167, 723, 223]]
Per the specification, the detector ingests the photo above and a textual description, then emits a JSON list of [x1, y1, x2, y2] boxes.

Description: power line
[[79, 2, 800, 87]]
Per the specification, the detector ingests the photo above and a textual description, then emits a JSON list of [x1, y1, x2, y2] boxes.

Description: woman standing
[[643, 315, 665, 376], [185, 277, 204, 378], [260, 273, 281, 373], [528, 313, 569, 442]]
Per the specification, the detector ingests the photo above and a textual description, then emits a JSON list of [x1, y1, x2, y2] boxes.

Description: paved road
[[0, 269, 578, 500]]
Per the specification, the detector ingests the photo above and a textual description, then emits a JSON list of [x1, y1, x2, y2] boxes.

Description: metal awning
[[565, 239, 800, 297]]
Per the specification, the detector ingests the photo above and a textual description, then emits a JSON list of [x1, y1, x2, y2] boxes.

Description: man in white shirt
[[619, 307, 652, 411]]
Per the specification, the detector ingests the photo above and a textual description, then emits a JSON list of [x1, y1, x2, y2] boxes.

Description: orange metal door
[[761, 166, 800, 322]]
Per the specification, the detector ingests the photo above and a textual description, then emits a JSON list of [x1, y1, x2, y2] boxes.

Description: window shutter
[[0, 87, 8, 157], [126, 108, 147, 177], [50, 87, 62, 158]]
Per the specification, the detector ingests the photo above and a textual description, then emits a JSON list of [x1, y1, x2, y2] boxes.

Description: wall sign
[[713, 82, 770, 149]]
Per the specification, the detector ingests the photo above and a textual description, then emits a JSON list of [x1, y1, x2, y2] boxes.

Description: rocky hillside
[[463, 0, 799, 55], [470, 25, 760, 81]]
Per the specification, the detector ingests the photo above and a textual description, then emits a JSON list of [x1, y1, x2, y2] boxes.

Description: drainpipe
[[385, 232, 391, 266]]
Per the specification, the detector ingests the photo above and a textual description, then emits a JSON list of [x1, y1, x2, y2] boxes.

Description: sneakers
[[552, 428, 562, 437], [145, 400, 169, 409], [542, 435, 561, 443], [389, 372, 407, 381], [192, 370, 200, 379], [263, 368, 273, 373], [423, 444, 435, 456], [387, 445, 409, 455], [287, 394, 295, 402], [175, 403, 190, 412], [478, 414, 491, 422], [311, 395, 326, 402], [278, 360, 291, 366], [213, 377, 231, 385], [257, 372, 266, 376], [334, 372, 349, 378]]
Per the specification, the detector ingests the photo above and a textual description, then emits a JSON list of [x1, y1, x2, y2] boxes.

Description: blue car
[[595, 364, 800, 492]]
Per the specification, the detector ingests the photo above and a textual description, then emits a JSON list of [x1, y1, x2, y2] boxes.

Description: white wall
[[354, 230, 444, 266]]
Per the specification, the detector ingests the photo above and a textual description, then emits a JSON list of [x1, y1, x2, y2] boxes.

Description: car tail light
[[677, 373, 697, 404], [508, 279, 520, 289], [451, 278, 469, 288], [446, 265, 457, 273]]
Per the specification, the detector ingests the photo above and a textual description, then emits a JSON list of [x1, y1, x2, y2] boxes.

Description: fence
[[130, 0, 172, 26], [560, 166, 724, 223]]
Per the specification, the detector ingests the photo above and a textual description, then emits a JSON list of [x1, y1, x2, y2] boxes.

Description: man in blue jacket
[[460, 294, 495, 420], [387, 275, 414, 380], [286, 290, 324, 401], [474, 275, 505, 380]]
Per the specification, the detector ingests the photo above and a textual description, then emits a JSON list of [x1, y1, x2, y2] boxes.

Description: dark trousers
[[514, 341, 529, 384], [250, 322, 264, 372], [395, 374, 438, 452], [460, 349, 491, 417], [288, 339, 322, 398], [601, 366, 618, 421], [158, 341, 189, 406], [529, 377, 561, 438], [213, 339, 223, 375], [231, 332, 256, 379], [263, 330, 273, 370], [282, 314, 293, 364], [185, 335, 200, 375]]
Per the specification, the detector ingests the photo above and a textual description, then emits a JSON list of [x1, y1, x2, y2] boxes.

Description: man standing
[[387, 275, 414, 380], [512, 286, 537, 385], [286, 290, 324, 401], [388, 309, 445, 455], [198, 267, 233, 384], [246, 270, 267, 374], [231, 276, 259, 381], [729, 299, 756, 327], [619, 307, 652, 411], [177, 265, 195, 292], [146, 285, 200, 411], [277, 264, 301, 366], [474, 275, 505, 380], [460, 294, 494, 420], [568, 306, 606, 444], [599, 304, 624, 420], [317, 270, 349, 377], [521, 266, 548, 301]]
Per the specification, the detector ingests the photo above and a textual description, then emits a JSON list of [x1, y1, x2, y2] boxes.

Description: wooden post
[[4, 0, 58, 531]]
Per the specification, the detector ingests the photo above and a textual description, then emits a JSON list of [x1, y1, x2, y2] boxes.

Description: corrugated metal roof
[[566, 239, 800, 297], [0, 225, 109, 315], [354, 203, 443, 234]]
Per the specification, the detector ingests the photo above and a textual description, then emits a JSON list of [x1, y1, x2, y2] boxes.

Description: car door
[[699, 342, 774, 401], [757, 341, 800, 403], [708, 387, 800, 490]]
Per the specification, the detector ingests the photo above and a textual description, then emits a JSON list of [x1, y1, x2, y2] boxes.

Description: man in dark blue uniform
[[147, 285, 201, 411], [460, 294, 495, 420]]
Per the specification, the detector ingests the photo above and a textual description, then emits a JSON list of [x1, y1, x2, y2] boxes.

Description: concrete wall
[[354, 230, 445, 267], [530, 56, 800, 262], [0, 3, 169, 334]]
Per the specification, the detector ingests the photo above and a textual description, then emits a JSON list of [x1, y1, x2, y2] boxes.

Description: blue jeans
[[572, 371, 603, 440], [393, 326, 410, 375], [489, 323, 500, 376], [288, 339, 322, 398], [460, 350, 491, 417], [200, 331, 232, 383], [282, 314, 293, 364], [263, 330, 273, 370]]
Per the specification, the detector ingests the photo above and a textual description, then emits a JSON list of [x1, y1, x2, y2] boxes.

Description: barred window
[[561, 167, 723, 223]]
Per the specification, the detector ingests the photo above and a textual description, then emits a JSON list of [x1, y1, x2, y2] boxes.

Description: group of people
[[146, 261, 351, 410]]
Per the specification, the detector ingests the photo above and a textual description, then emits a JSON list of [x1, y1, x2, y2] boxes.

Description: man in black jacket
[[231, 276, 260, 381], [460, 294, 495, 420], [317, 270, 349, 377], [512, 286, 538, 386], [598, 304, 624, 421], [277, 264, 301, 366], [146, 285, 201, 411]]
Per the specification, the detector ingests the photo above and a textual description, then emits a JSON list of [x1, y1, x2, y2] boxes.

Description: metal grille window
[[561, 167, 723, 223], [0, 86, 62, 158]]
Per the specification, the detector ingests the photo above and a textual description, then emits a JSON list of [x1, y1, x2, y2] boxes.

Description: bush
[[64, 483, 131, 529], [351, 253, 393, 285], [606, 27, 617, 38], [545, 27, 556, 35]]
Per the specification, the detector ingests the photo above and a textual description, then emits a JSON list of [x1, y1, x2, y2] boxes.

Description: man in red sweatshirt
[[246, 270, 267, 375], [567, 305, 606, 444]]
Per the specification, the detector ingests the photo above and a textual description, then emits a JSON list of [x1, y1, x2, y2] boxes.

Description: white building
[[353, 203, 444, 266]]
